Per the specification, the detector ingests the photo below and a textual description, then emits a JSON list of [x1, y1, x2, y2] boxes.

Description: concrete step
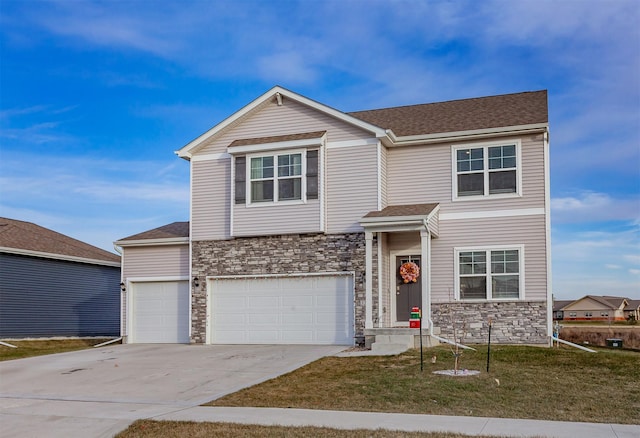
[[370, 343, 411, 355], [373, 334, 414, 347]]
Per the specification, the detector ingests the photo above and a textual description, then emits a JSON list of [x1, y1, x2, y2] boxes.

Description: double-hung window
[[454, 141, 520, 198], [234, 149, 319, 205], [250, 153, 302, 202], [456, 247, 523, 300]]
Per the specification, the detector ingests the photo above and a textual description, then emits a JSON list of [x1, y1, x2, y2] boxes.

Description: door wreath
[[399, 262, 420, 283]]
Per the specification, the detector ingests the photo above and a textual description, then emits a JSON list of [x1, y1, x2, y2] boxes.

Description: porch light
[[193, 277, 200, 288], [120, 282, 126, 292]]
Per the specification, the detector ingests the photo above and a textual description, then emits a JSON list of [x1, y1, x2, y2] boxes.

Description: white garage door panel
[[212, 275, 353, 345], [132, 281, 189, 343]]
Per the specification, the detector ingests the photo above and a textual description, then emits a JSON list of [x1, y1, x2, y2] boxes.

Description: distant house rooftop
[[0, 217, 120, 266]]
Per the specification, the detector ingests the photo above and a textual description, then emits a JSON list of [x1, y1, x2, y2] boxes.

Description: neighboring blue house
[[0, 218, 121, 338]]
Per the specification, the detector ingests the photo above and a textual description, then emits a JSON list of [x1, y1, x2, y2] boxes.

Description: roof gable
[[176, 86, 386, 159], [0, 217, 120, 266]]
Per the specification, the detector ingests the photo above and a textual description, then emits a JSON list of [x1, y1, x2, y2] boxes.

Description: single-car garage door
[[131, 281, 189, 343], [210, 275, 354, 345]]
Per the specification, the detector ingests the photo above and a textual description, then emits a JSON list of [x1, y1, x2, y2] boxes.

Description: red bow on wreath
[[399, 262, 420, 283]]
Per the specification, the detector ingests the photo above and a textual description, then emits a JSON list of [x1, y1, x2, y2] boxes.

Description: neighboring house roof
[[115, 221, 189, 247], [624, 300, 640, 311], [0, 217, 120, 267], [348, 90, 548, 137], [560, 295, 632, 312], [553, 300, 573, 312], [583, 295, 628, 309]]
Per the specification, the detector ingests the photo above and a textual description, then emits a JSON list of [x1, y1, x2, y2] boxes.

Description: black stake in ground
[[486, 318, 493, 373]]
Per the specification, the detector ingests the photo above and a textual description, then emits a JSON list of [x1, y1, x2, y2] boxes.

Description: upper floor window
[[453, 141, 521, 199], [250, 153, 302, 202], [235, 149, 318, 205], [455, 246, 523, 300]]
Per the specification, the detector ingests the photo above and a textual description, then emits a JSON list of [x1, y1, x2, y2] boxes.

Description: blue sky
[[1, 0, 638, 299]]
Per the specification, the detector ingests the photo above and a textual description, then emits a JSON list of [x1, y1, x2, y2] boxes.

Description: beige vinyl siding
[[196, 99, 371, 156], [326, 144, 379, 233], [233, 201, 321, 236], [192, 158, 230, 240], [122, 244, 190, 279], [430, 215, 548, 302], [379, 143, 388, 209], [387, 134, 546, 214]]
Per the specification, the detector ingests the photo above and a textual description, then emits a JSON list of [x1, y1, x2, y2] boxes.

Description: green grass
[[116, 421, 504, 438], [207, 345, 640, 424], [0, 338, 118, 361]]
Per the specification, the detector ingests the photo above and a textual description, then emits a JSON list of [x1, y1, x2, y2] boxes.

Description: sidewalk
[[154, 406, 640, 438]]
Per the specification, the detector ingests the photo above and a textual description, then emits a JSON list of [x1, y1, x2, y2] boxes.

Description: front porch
[[364, 327, 441, 353], [360, 203, 440, 339]]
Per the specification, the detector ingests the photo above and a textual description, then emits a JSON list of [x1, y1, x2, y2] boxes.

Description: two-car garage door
[[210, 275, 354, 345]]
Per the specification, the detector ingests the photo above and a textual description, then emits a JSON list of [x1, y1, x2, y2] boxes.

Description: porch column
[[420, 229, 431, 333], [365, 231, 374, 329]]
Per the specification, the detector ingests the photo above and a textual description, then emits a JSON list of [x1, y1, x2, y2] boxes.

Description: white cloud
[[551, 192, 640, 224], [552, 223, 640, 299]]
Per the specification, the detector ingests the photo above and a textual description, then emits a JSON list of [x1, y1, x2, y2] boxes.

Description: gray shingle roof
[[118, 221, 189, 241], [0, 217, 120, 263], [348, 90, 548, 137], [363, 203, 439, 218]]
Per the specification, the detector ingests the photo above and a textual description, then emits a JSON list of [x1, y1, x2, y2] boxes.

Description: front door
[[395, 255, 422, 322]]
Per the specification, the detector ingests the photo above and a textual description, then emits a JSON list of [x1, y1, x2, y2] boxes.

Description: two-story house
[[115, 86, 551, 347]]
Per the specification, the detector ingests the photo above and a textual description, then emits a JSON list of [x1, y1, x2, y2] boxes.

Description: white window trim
[[451, 139, 523, 201], [454, 245, 525, 301], [246, 148, 307, 207]]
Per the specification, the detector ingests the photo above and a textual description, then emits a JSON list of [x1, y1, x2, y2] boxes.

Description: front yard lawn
[[208, 345, 640, 424], [117, 421, 496, 438], [0, 338, 117, 361]]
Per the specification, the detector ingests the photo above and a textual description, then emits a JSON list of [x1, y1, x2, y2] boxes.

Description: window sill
[[452, 192, 522, 202], [244, 199, 310, 208]]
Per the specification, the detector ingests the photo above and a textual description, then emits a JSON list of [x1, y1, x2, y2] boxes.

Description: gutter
[[384, 123, 549, 147]]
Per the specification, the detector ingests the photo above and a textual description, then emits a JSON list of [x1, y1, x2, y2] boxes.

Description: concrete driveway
[[0, 343, 345, 437]]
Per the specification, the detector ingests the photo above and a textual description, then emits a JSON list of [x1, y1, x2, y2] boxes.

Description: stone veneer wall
[[191, 233, 377, 344], [431, 301, 548, 344]]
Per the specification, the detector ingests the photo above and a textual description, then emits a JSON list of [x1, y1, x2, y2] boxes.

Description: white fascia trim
[[0, 247, 121, 267], [386, 123, 548, 146], [359, 220, 427, 234], [126, 276, 190, 283], [207, 271, 354, 281], [192, 152, 231, 162], [114, 237, 190, 247], [360, 215, 432, 224], [326, 138, 379, 149], [176, 86, 386, 159], [543, 130, 553, 339], [377, 141, 382, 211], [440, 208, 545, 221], [227, 134, 326, 155]]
